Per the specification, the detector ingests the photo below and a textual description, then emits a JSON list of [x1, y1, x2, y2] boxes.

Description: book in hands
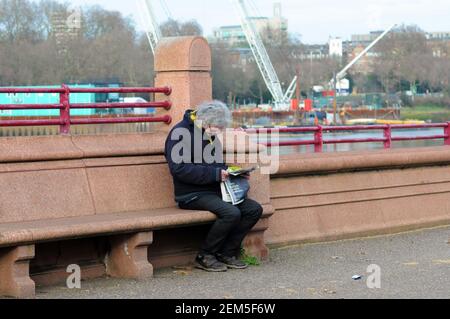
[[221, 177, 250, 206], [221, 166, 255, 205]]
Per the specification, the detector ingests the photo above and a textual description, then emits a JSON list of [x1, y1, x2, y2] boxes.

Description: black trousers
[[179, 194, 263, 257]]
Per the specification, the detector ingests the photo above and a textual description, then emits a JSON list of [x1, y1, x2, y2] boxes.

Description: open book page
[[221, 182, 233, 204], [227, 166, 258, 177]]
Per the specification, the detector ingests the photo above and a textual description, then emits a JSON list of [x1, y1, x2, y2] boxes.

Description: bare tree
[[0, 0, 45, 42], [0, 0, 154, 87], [160, 19, 202, 37]]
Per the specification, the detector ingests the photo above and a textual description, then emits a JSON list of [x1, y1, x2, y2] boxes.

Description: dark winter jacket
[[164, 109, 228, 204]]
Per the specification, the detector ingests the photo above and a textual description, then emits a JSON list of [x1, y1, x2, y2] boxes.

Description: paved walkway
[[37, 226, 450, 299]]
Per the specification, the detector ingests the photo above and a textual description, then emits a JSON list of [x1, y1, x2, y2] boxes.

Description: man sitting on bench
[[164, 101, 263, 272]]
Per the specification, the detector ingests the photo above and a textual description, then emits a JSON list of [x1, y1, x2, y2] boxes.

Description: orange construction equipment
[[291, 99, 299, 111], [304, 99, 313, 112]]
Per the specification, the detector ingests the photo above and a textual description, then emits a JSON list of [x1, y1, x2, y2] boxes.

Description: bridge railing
[[246, 123, 450, 152], [0, 85, 172, 134]]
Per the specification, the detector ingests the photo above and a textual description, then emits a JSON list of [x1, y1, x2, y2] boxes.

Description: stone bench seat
[[0, 206, 273, 247], [0, 209, 217, 248], [0, 205, 273, 298]]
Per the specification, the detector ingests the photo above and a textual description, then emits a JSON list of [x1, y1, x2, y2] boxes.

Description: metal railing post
[[314, 125, 323, 153], [384, 125, 392, 149], [59, 84, 70, 135], [445, 122, 450, 146]]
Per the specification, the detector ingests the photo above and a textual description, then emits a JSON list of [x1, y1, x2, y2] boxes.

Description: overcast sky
[[65, 0, 450, 43]]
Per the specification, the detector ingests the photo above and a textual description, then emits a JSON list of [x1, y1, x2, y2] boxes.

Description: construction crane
[[332, 23, 397, 86], [158, 0, 173, 19], [330, 23, 397, 124], [137, 0, 163, 55], [231, 0, 297, 111]]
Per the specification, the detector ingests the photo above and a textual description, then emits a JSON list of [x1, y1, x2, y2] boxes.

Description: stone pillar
[[0, 245, 35, 298], [243, 216, 272, 260], [241, 172, 274, 261], [154, 36, 212, 131], [105, 232, 154, 279]]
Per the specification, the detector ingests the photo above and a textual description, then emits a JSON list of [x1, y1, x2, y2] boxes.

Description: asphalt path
[[36, 226, 450, 299]]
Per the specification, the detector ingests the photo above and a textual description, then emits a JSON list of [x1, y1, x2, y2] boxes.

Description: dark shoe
[[216, 254, 249, 270], [195, 254, 227, 272]]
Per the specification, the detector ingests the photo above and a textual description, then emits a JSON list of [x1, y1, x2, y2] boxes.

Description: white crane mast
[[283, 76, 298, 101], [231, 0, 291, 111], [139, 0, 163, 55], [334, 24, 397, 83]]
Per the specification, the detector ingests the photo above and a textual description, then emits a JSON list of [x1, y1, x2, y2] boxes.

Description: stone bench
[[0, 133, 273, 298], [0, 206, 273, 298]]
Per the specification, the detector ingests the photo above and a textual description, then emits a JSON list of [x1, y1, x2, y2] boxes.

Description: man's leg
[[179, 194, 242, 256], [219, 198, 263, 258]]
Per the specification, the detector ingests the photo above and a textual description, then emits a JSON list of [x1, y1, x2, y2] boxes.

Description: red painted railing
[[246, 123, 450, 152], [0, 85, 172, 134]]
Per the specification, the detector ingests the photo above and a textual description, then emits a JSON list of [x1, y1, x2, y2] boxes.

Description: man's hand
[[221, 170, 230, 182]]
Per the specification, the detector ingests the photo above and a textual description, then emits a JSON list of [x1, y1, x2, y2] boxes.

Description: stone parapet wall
[[266, 147, 450, 246]]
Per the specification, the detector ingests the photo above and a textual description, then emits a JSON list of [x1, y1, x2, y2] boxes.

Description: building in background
[[296, 44, 329, 61], [426, 32, 450, 58], [350, 31, 384, 46], [0, 83, 122, 117], [426, 32, 450, 41], [211, 2, 288, 45], [270, 2, 287, 34], [329, 37, 343, 57]]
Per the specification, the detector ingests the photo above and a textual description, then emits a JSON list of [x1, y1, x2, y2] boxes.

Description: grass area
[[240, 248, 261, 266], [401, 105, 450, 122]]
